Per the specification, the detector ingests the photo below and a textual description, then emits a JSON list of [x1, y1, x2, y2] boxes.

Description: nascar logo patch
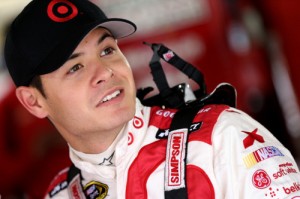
[[243, 146, 284, 168]]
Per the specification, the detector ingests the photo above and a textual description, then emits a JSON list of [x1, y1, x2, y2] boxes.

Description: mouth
[[100, 90, 121, 104]]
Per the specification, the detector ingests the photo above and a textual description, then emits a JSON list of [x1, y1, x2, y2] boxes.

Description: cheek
[[46, 89, 85, 116]]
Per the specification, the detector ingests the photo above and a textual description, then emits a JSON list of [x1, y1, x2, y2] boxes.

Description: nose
[[91, 65, 114, 86]]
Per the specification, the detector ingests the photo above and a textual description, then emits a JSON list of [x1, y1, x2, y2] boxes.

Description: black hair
[[30, 76, 46, 98]]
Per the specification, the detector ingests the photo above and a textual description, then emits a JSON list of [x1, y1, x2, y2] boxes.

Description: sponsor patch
[[265, 187, 280, 198], [149, 107, 176, 129], [133, 116, 144, 129], [263, 182, 300, 198], [128, 132, 134, 145], [50, 180, 68, 197], [252, 169, 271, 189], [156, 122, 202, 139], [155, 109, 176, 118], [165, 129, 187, 191], [99, 152, 114, 166], [243, 146, 284, 168], [68, 175, 85, 199], [273, 162, 298, 180], [47, 167, 69, 197], [197, 107, 211, 114], [242, 128, 265, 149], [283, 182, 300, 195], [47, 0, 78, 23], [84, 181, 109, 199], [163, 50, 175, 61]]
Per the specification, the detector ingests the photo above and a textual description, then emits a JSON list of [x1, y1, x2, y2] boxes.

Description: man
[[4, 0, 300, 198]]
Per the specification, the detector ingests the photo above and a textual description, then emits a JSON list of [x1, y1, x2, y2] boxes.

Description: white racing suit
[[45, 99, 300, 198]]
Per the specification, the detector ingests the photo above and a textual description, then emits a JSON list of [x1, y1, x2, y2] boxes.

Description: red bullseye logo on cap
[[47, 0, 78, 22]]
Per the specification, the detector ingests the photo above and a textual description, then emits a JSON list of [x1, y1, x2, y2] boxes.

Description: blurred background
[[1, 0, 300, 198]]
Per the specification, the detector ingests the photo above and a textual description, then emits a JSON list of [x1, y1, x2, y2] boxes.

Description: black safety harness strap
[[156, 44, 206, 94], [164, 105, 203, 199], [148, 43, 171, 96], [142, 42, 207, 108]]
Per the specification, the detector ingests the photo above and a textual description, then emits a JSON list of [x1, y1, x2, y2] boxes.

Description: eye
[[100, 47, 115, 57], [68, 64, 83, 74]]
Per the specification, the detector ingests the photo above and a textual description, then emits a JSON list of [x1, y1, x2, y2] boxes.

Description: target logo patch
[[47, 0, 78, 22], [133, 116, 144, 129], [128, 132, 134, 145]]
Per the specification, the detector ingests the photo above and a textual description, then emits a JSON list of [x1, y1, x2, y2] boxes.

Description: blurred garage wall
[[0, 0, 299, 198]]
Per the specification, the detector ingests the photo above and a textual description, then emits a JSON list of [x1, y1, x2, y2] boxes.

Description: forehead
[[69, 27, 114, 58], [82, 26, 113, 42]]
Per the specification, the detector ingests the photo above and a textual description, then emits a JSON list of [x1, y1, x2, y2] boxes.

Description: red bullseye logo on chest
[[133, 116, 143, 129], [47, 0, 78, 22]]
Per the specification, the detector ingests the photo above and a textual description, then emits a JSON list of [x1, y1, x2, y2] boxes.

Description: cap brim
[[98, 18, 137, 39], [36, 18, 136, 77]]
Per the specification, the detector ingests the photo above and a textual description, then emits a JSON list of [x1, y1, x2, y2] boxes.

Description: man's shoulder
[[148, 104, 231, 141], [45, 166, 71, 198]]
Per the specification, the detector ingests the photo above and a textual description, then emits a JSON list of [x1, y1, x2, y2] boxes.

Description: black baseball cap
[[4, 0, 136, 87]]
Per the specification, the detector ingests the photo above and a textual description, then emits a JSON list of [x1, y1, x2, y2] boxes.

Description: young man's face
[[39, 27, 136, 142]]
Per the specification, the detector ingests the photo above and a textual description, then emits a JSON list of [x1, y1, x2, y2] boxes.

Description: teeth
[[102, 90, 121, 103]]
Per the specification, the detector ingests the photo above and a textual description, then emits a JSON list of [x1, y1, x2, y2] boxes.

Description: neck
[[64, 125, 125, 154]]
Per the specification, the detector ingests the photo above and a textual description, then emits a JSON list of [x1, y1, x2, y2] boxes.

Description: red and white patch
[[128, 132, 134, 145], [243, 146, 284, 168], [133, 116, 144, 129], [252, 169, 271, 189], [264, 187, 280, 198], [149, 107, 177, 129], [273, 162, 298, 180], [242, 128, 265, 149], [283, 182, 300, 195], [163, 50, 175, 61], [165, 129, 187, 191], [68, 175, 85, 199]]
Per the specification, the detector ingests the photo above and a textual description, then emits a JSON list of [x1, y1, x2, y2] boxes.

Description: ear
[[15, 86, 48, 119]]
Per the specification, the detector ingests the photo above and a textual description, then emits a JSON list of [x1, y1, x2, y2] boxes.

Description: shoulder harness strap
[[164, 105, 203, 199]]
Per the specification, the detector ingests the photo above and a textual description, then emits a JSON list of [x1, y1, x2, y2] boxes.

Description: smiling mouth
[[101, 90, 121, 103]]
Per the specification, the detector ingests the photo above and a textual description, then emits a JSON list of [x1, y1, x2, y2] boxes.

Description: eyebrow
[[98, 32, 114, 45], [67, 31, 114, 61]]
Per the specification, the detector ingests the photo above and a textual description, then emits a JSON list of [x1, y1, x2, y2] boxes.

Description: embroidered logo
[[84, 181, 109, 199], [163, 50, 175, 61], [243, 146, 284, 168], [156, 122, 202, 139], [99, 152, 114, 166], [50, 180, 68, 197], [133, 116, 143, 129], [48, 167, 69, 197], [165, 129, 187, 191], [283, 182, 300, 195], [47, 0, 78, 22], [265, 187, 280, 198], [128, 132, 134, 145], [242, 128, 264, 149], [273, 162, 298, 180], [68, 175, 85, 199], [252, 169, 271, 189]]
